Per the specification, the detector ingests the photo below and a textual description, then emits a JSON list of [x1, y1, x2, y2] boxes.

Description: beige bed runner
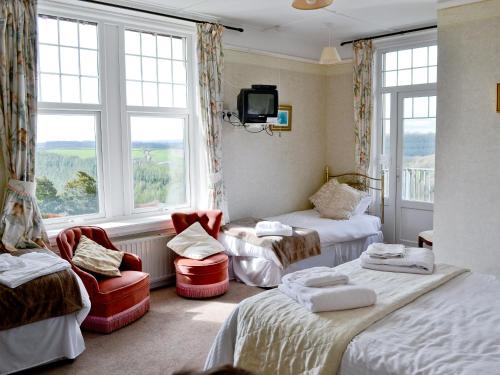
[[221, 218, 321, 268], [234, 260, 467, 375]]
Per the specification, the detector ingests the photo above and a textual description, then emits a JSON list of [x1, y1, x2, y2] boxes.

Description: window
[[37, 14, 103, 221], [130, 116, 187, 209], [38, 15, 99, 103], [36, 8, 195, 226], [124, 30, 187, 107], [124, 30, 191, 212], [382, 45, 437, 88], [401, 96, 436, 202], [381, 93, 391, 198], [35, 114, 100, 219]]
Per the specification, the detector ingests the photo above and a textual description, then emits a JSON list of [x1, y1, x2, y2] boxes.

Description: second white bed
[[220, 209, 383, 287]]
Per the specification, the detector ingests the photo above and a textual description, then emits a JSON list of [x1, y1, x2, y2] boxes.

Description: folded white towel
[[278, 282, 376, 312], [0, 254, 25, 272], [365, 243, 405, 258], [0, 252, 70, 288], [361, 247, 434, 275], [282, 267, 349, 287], [255, 221, 293, 237]]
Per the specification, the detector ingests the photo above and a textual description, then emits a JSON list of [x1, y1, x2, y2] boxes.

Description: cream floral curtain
[[196, 23, 229, 220], [0, 0, 48, 252], [353, 40, 374, 176]]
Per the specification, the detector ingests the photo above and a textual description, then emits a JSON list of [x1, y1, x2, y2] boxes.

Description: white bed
[[205, 270, 500, 374], [221, 209, 383, 287], [0, 270, 90, 375]]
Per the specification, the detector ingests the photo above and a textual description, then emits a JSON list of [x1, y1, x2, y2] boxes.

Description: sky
[[37, 114, 184, 143]]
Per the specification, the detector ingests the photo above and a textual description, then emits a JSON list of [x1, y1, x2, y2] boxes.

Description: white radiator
[[115, 233, 176, 289]]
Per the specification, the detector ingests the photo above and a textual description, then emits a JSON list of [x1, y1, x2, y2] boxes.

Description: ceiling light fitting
[[292, 0, 333, 10]]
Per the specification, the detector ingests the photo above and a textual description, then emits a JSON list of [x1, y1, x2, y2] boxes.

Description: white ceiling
[[106, 0, 461, 61]]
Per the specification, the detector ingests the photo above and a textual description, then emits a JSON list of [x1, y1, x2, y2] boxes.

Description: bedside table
[[418, 230, 433, 248]]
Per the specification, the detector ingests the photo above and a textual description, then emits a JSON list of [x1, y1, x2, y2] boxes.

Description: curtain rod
[[340, 25, 437, 46], [79, 0, 244, 32]]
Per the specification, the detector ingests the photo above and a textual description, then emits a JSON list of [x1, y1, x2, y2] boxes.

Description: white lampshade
[[319, 46, 342, 64], [292, 0, 333, 10]]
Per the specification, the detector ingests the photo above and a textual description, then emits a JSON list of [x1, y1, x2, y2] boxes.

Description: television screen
[[247, 93, 275, 115]]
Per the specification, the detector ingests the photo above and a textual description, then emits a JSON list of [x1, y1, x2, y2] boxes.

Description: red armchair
[[171, 210, 223, 240], [171, 210, 229, 298], [57, 226, 150, 333]]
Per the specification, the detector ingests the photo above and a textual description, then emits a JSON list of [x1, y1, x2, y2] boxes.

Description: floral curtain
[[0, 0, 48, 252], [353, 40, 374, 176], [196, 23, 229, 220]]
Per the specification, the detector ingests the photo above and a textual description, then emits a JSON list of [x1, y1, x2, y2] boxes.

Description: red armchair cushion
[[171, 210, 223, 239], [90, 270, 150, 317]]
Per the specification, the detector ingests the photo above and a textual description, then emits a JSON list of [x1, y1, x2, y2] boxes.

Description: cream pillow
[[318, 183, 364, 220], [72, 235, 124, 277], [167, 222, 225, 260], [309, 178, 339, 210]]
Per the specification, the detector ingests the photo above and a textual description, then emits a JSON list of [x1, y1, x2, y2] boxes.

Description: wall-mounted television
[[237, 85, 278, 124]]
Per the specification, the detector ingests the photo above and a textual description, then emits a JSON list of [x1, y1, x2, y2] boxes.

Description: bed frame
[[324, 166, 385, 224]]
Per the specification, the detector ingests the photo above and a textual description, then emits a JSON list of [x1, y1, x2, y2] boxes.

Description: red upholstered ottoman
[[174, 253, 229, 298]]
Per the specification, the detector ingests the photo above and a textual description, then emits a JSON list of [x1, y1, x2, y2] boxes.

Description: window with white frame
[[36, 15, 102, 220], [36, 10, 194, 224], [382, 45, 437, 88], [378, 43, 438, 202], [124, 30, 189, 211]]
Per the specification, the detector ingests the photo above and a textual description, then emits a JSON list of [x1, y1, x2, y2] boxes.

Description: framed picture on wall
[[271, 105, 292, 131]]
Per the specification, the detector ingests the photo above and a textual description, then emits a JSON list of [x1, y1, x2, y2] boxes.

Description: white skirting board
[[114, 233, 176, 289]]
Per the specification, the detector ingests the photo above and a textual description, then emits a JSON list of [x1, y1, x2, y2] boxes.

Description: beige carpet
[[34, 282, 261, 375]]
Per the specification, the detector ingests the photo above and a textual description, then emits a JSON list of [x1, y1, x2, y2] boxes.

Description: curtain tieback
[[7, 179, 36, 198]]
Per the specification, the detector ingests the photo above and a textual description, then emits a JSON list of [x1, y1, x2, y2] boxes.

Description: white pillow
[[353, 195, 372, 216], [167, 222, 225, 260]]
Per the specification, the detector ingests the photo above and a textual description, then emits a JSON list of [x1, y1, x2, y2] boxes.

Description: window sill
[[46, 213, 176, 246]]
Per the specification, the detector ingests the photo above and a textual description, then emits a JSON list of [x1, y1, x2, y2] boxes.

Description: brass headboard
[[324, 166, 385, 224]]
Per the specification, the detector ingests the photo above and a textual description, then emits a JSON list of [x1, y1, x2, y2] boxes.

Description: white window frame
[[373, 31, 438, 210], [38, 0, 199, 233]]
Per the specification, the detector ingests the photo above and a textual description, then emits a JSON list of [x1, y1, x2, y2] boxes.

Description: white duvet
[[206, 271, 500, 375], [266, 210, 381, 246], [221, 210, 381, 266], [220, 210, 382, 287]]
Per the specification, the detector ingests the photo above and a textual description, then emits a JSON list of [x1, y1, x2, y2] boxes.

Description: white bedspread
[[221, 210, 382, 287], [206, 270, 500, 375], [339, 272, 500, 375], [0, 270, 90, 374], [266, 210, 381, 246]]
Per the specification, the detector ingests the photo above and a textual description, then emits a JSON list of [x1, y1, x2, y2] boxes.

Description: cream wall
[[434, 0, 500, 275], [222, 50, 329, 220], [325, 63, 356, 174]]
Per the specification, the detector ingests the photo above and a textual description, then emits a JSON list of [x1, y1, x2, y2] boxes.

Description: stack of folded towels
[[255, 221, 293, 237], [360, 243, 435, 274], [278, 267, 377, 313], [0, 252, 70, 288]]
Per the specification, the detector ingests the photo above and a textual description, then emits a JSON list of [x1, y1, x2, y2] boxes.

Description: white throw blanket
[[233, 260, 466, 375], [279, 282, 376, 313], [282, 266, 349, 287], [361, 247, 435, 274], [0, 252, 70, 288], [365, 243, 405, 258], [255, 221, 293, 237], [0, 254, 25, 272]]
